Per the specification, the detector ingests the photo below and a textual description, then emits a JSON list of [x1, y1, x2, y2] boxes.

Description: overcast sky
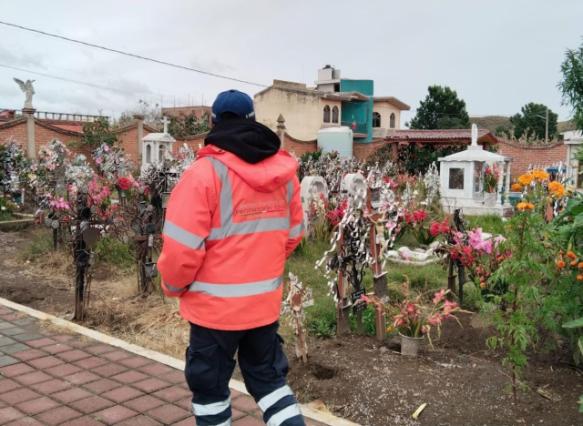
[[0, 0, 581, 125]]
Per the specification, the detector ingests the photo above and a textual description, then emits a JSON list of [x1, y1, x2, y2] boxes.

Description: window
[[390, 113, 396, 129], [332, 106, 339, 123], [323, 105, 331, 123], [159, 144, 166, 162], [578, 161, 583, 189], [372, 112, 381, 128], [449, 168, 464, 190], [146, 144, 151, 163]]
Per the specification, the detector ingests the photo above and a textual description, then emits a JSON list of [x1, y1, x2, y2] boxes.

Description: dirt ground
[[0, 228, 582, 426]]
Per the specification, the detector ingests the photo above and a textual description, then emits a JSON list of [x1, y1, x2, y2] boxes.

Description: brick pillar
[[22, 107, 36, 159], [134, 114, 145, 157]]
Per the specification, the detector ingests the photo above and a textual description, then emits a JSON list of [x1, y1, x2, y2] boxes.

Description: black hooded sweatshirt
[[204, 118, 281, 164]]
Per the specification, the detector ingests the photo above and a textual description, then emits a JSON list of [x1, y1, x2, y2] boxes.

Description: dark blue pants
[[185, 322, 305, 426]]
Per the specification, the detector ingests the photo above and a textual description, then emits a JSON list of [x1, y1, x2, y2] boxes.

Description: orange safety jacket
[[157, 145, 304, 330]]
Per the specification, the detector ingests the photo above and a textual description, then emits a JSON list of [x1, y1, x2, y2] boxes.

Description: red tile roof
[[386, 128, 498, 144]]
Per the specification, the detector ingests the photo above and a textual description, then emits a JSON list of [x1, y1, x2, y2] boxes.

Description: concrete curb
[[0, 296, 359, 426]]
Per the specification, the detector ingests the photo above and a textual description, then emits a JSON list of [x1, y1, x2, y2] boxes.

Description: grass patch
[[465, 214, 505, 235], [20, 228, 54, 261], [387, 262, 448, 291], [94, 236, 135, 270]]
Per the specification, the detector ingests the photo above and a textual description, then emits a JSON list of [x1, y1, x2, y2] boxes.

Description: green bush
[[306, 297, 336, 338], [94, 236, 134, 270]]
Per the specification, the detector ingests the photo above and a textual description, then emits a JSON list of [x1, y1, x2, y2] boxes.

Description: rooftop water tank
[[317, 126, 353, 158]]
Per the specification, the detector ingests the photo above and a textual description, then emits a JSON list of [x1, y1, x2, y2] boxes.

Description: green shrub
[[94, 236, 134, 270], [306, 297, 336, 338], [349, 305, 377, 336]]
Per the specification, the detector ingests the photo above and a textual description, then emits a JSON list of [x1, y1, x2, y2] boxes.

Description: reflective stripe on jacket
[[157, 145, 304, 330]]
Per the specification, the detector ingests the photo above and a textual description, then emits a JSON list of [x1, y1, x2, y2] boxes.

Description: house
[[254, 66, 410, 143]]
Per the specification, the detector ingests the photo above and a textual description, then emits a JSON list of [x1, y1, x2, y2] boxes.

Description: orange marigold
[[578, 262, 583, 269], [516, 202, 534, 211], [556, 259, 566, 269], [532, 169, 550, 181], [517, 173, 533, 186], [548, 181, 565, 198], [567, 250, 577, 260], [578, 274, 583, 282], [511, 183, 523, 192]]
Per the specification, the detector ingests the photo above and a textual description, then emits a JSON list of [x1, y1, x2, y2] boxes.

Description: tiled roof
[[386, 128, 498, 144]]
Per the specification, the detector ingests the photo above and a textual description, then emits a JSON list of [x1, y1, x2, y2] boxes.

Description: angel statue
[[13, 78, 35, 109]]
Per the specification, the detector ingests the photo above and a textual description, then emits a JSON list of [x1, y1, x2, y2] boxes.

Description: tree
[[116, 100, 162, 128], [509, 103, 558, 142], [410, 85, 470, 129], [559, 40, 583, 131], [168, 113, 210, 138], [82, 117, 118, 147]]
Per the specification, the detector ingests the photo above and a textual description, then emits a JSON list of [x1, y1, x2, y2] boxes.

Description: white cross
[[162, 116, 170, 134]]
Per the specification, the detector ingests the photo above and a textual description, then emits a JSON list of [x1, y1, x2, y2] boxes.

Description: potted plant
[[392, 287, 461, 356]]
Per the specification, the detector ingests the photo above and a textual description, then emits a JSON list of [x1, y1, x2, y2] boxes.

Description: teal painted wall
[[340, 79, 374, 142]]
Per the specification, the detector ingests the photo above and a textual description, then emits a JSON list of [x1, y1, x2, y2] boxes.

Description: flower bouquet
[[392, 286, 461, 356], [484, 163, 500, 193]]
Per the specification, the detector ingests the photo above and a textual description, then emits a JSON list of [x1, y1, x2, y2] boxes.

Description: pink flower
[[443, 300, 458, 317], [428, 313, 442, 326], [405, 303, 418, 315], [432, 289, 446, 305]]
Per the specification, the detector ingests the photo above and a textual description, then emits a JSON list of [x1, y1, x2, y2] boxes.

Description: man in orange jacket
[[158, 89, 305, 426]]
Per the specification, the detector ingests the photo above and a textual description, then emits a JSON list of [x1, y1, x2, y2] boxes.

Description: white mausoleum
[[439, 124, 512, 216], [141, 117, 176, 172]]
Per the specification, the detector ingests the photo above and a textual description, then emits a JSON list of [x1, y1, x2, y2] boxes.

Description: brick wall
[[0, 121, 27, 146], [353, 139, 389, 161], [34, 124, 79, 152], [497, 139, 567, 179], [281, 132, 317, 157], [117, 127, 140, 163], [173, 134, 207, 155]]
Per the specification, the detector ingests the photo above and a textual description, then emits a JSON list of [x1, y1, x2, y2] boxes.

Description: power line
[[0, 20, 267, 88], [0, 63, 155, 97]]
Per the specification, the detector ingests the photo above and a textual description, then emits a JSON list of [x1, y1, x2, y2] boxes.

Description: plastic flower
[[516, 202, 534, 211], [117, 177, 133, 191]]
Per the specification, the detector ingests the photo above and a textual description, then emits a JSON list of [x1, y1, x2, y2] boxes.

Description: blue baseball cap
[[211, 89, 255, 123]]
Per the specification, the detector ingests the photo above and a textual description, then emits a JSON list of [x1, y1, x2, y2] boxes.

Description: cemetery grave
[[0, 133, 581, 425]]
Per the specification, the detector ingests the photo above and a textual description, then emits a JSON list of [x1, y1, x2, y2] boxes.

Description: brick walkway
[[0, 305, 326, 425]]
